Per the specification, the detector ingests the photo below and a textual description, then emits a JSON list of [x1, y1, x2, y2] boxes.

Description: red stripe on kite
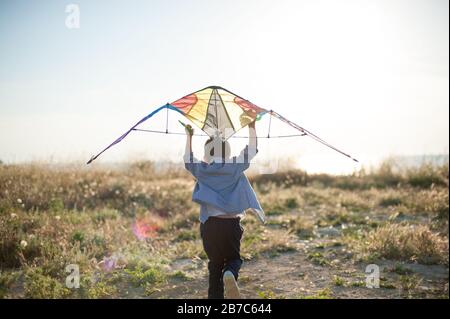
[[171, 93, 198, 114], [233, 97, 266, 116]]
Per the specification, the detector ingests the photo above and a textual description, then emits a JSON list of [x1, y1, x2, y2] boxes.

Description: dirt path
[[152, 239, 448, 299]]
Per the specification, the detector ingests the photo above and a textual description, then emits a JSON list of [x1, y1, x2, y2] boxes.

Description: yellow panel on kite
[[185, 88, 212, 129], [170, 86, 267, 140]]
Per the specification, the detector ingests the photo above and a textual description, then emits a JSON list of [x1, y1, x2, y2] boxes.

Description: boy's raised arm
[[183, 124, 194, 163], [248, 121, 257, 158], [236, 121, 258, 165], [248, 121, 257, 151]]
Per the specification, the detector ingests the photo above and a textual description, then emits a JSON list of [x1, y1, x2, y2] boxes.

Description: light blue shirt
[[184, 145, 265, 224]]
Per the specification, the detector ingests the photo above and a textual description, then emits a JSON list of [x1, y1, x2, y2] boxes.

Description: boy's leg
[[207, 261, 224, 299], [200, 219, 225, 299], [223, 219, 244, 280]]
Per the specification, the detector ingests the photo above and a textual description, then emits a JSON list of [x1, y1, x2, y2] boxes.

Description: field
[[0, 160, 448, 299]]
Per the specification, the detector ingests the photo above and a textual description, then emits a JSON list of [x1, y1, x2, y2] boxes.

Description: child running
[[183, 121, 264, 299]]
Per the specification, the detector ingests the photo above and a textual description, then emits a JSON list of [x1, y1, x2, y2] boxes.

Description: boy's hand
[[248, 121, 256, 129], [185, 124, 194, 136]]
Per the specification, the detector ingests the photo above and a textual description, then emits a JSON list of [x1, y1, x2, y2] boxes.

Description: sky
[[0, 0, 448, 173]]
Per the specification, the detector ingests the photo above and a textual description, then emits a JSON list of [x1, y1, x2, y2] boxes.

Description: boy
[[183, 121, 264, 299]]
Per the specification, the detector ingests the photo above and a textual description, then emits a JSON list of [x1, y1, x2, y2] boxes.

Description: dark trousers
[[200, 216, 244, 299]]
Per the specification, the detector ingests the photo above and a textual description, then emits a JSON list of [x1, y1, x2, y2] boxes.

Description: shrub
[[125, 265, 166, 287], [379, 196, 403, 207], [406, 163, 448, 188], [364, 224, 448, 265], [24, 269, 70, 299]]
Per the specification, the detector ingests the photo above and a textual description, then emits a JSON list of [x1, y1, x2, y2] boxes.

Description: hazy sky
[[0, 0, 448, 173]]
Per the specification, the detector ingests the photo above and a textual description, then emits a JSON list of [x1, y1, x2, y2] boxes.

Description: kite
[[87, 85, 358, 164]]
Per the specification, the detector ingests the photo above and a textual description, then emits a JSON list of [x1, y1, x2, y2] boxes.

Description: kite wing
[[170, 86, 268, 140], [86, 85, 358, 164]]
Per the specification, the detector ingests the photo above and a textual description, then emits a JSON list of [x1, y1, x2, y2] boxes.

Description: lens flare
[[132, 217, 160, 240], [102, 256, 117, 272]]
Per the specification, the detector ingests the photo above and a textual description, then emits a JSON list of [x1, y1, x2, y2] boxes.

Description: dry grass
[[363, 224, 449, 265], [0, 160, 448, 298]]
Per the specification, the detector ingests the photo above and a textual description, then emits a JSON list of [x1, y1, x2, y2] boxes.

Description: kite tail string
[[86, 104, 170, 164], [269, 110, 359, 163]]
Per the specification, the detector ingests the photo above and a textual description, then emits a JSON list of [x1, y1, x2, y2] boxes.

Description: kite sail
[[171, 86, 267, 140], [87, 85, 358, 164]]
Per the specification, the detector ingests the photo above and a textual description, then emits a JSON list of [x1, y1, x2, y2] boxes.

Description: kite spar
[[269, 110, 359, 163], [86, 104, 182, 165], [87, 85, 358, 164]]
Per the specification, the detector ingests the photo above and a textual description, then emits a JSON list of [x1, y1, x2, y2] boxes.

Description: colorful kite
[[87, 85, 358, 164]]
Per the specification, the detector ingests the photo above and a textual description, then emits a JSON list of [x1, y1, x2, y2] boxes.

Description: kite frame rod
[[87, 95, 358, 164], [87, 104, 181, 164], [269, 110, 359, 162], [131, 128, 307, 139]]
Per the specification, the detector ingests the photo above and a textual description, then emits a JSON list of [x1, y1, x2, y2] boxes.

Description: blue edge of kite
[[87, 104, 358, 164], [146, 103, 268, 125], [86, 103, 268, 164]]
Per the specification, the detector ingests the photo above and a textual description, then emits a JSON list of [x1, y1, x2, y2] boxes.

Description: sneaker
[[223, 270, 241, 299]]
